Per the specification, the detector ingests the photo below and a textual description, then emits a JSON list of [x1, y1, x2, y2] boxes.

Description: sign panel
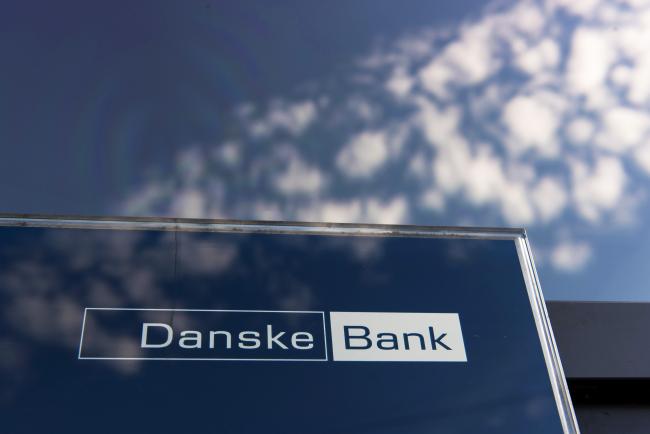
[[0, 215, 579, 434]]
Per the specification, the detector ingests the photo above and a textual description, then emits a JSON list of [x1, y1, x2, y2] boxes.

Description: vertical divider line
[[170, 228, 179, 326], [78, 308, 88, 359]]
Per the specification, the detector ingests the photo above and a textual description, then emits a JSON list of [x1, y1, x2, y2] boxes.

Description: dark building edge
[[547, 301, 650, 434]]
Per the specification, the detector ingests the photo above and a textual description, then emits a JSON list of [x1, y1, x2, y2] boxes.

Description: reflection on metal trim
[[0, 213, 524, 239], [516, 237, 581, 434]]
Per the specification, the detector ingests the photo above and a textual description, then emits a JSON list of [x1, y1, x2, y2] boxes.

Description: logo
[[79, 308, 327, 361], [329, 312, 466, 362], [79, 308, 466, 363]]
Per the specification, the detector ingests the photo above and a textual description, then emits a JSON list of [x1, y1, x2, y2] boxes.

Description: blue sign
[[0, 215, 579, 434]]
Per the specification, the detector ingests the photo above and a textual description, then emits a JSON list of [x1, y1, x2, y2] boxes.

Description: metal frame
[[0, 213, 580, 433], [0, 213, 522, 239], [515, 237, 580, 434]]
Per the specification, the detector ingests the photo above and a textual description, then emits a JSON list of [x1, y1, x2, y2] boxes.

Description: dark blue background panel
[[0, 225, 563, 433]]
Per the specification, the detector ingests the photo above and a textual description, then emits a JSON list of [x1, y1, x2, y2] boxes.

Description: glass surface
[[0, 225, 565, 433]]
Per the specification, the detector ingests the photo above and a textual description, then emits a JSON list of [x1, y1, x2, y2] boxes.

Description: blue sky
[[2, 0, 650, 301]]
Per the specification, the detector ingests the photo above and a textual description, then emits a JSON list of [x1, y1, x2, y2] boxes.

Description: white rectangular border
[[78, 307, 328, 362]]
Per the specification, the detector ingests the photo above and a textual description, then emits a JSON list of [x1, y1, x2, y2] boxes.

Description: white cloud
[[346, 97, 376, 121], [386, 125, 409, 156], [408, 153, 429, 179], [623, 0, 650, 8], [116, 0, 650, 286], [250, 100, 317, 138], [297, 200, 362, 223], [386, 66, 414, 98], [419, 18, 499, 98], [566, 117, 595, 145], [418, 61, 455, 100], [633, 143, 650, 174], [500, 182, 536, 226], [296, 197, 407, 224], [547, 0, 599, 18], [170, 189, 206, 218], [396, 32, 435, 58], [462, 147, 506, 206], [121, 182, 169, 215], [366, 196, 408, 224], [177, 147, 205, 185], [515, 38, 560, 75], [566, 27, 616, 97], [610, 64, 633, 87], [502, 94, 561, 157], [571, 156, 627, 222], [449, 21, 501, 83], [506, 162, 537, 184], [235, 102, 255, 119], [213, 141, 241, 167], [597, 106, 650, 152], [531, 177, 568, 222], [336, 131, 389, 178], [420, 189, 445, 212], [509, 3, 546, 38], [273, 154, 326, 195], [431, 140, 471, 194], [251, 201, 284, 221], [551, 240, 592, 272], [627, 52, 650, 105], [414, 98, 466, 149]]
